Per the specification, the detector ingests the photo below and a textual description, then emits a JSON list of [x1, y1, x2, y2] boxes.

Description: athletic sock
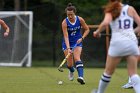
[[67, 66, 75, 72], [75, 61, 83, 77], [128, 76, 131, 83], [130, 74, 140, 93], [97, 73, 111, 93]]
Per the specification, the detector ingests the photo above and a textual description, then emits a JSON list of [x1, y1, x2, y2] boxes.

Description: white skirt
[[108, 40, 140, 57]]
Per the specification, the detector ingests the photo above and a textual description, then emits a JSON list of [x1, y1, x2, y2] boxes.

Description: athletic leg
[[64, 50, 75, 81], [122, 47, 140, 89], [73, 46, 85, 84], [126, 55, 140, 93], [96, 55, 121, 93]]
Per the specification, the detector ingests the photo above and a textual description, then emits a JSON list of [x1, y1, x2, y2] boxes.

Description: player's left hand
[[77, 38, 83, 44]]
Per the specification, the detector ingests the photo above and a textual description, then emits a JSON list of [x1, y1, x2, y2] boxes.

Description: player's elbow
[[84, 26, 90, 32], [85, 28, 89, 32], [0, 19, 4, 24], [102, 21, 109, 28]]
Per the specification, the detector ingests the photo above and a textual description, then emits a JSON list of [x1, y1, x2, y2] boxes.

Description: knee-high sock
[[67, 66, 75, 72], [97, 73, 111, 93], [130, 74, 140, 93], [75, 61, 83, 77]]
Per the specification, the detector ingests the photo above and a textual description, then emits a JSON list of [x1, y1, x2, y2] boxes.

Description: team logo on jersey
[[67, 26, 81, 31], [123, 11, 125, 15]]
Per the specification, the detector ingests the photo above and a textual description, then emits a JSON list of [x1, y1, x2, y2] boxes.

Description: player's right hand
[[4, 32, 9, 37], [67, 48, 73, 54], [93, 31, 101, 38]]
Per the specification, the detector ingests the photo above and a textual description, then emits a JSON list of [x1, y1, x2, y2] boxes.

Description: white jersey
[[110, 5, 137, 43], [108, 4, 139, 57]]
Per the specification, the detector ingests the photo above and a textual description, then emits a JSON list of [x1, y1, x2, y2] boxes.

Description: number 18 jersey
[[110, 4, 137, 42], [108, 4, 140, 57]]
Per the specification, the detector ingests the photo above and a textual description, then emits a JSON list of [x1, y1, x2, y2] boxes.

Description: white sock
[[97, 73, 111, 93], [130, 74, 140, 93], [128, 76, 131, 83]]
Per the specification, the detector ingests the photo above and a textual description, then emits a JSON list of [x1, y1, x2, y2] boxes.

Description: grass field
[[0, 67, 139, 93]]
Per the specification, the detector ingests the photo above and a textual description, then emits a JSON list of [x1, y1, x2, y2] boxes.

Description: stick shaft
[[59, 53, 71, 67], [101, 33, 111, 36], [58, 43, 77, 68]]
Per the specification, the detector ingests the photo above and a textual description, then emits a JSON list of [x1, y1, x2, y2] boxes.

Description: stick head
[[58, 67, 64, 72]]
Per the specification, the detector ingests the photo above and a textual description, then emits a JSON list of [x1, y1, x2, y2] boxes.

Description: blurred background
[[0, 0, 139, 67]]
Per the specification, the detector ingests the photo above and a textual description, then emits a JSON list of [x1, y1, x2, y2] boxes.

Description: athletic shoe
[[91, 89, 98, 93], [68, 71, 74, 81], [122, 82, 133, 89], [77, 77, 85, 85]]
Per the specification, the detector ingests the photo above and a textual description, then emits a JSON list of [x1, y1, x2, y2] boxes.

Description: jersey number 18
[[118, 19, 130, 29]]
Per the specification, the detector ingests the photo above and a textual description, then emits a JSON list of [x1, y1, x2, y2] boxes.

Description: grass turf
[[0, 67, 138, 93]]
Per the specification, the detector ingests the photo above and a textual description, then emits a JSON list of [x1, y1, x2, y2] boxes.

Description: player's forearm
[[5, 27, 10, 33], [134, 26, 140, 33], [64, 37, 70, 49], [97, 22, 107, 33], [96, 13, 111, 33], [0, 20, 9, 32], [82, 29, 90, 39]]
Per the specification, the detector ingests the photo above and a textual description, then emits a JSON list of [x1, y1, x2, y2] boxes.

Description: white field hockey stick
[[96, 33, 140, 37], [100, 33, 111, 36], [94, 33, 111, 37], [58, 43, 78, 72]]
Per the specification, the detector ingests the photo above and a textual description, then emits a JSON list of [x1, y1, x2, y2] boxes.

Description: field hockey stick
[[58, 43, 78, 72], [93, 33, 111, 38], [100, 33, 111, 36], [100, 33, 140, 38]]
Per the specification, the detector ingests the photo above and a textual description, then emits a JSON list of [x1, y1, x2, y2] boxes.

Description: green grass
[[0, 67, 139, 93]]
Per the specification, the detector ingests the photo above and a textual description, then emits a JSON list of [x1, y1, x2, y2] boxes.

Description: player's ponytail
[[65, 3, 77, 13], [104, 0, 122, 20]]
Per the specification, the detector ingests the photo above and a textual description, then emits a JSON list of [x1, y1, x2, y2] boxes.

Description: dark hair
[[65, 3, 76, 13], [104, 0, 122, 20]]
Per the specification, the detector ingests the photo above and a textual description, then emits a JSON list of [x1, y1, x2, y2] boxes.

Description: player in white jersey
[[91, 0, 140, 93]]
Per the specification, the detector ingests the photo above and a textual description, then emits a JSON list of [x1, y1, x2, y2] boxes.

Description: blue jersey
[[62, 16, 82, 50], [66, 16, 82, 42]]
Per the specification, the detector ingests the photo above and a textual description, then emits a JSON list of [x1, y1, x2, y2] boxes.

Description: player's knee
[[74, 57, 81, 62], [67, 64, 73, 68], [104, 69, 114, 75], [67, 62, 73, 67]]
